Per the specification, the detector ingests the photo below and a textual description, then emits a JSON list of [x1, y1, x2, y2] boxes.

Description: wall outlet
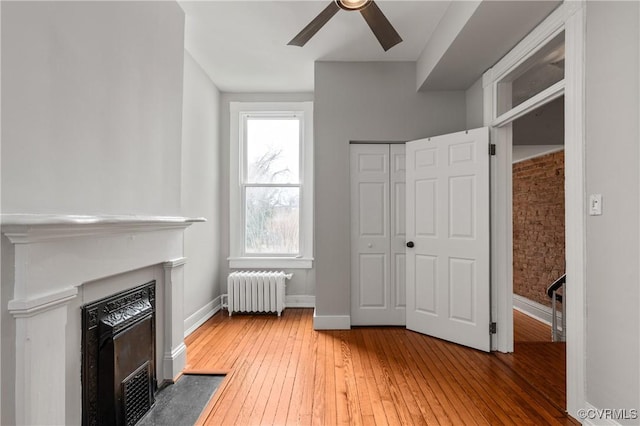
[[589, 194, 602, 216]]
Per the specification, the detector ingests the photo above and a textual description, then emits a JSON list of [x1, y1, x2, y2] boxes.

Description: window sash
[[240, 112, 305, 258], [242, 183, 303, 257], [242, 113, 303, 185]]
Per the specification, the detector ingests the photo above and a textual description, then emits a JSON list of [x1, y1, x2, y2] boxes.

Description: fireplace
[[0, 214, 203, 425], [82, 281, 157, 426]]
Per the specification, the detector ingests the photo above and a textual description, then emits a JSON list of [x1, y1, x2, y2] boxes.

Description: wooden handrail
[[546, 273, 566, 302]]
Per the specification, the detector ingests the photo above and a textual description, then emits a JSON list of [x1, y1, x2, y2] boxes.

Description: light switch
[[589, 194, 602, 216]]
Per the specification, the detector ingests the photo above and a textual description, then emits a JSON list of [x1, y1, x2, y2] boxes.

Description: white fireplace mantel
[[1, 213, 205, 426], [1, 213, 204, 242]]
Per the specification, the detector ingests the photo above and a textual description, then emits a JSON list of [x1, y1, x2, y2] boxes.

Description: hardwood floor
[[495, 310, 567, 412], [513, 309, 553, 342], [185, 309, 575, 425]]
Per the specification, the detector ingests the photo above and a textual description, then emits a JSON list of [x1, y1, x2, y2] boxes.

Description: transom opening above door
[[492, 29, 565, 128]]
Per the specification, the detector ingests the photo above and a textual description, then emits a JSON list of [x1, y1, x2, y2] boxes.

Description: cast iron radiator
[[226, 271, 291, 316]]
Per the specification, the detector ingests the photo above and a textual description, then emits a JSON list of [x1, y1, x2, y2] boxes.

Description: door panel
[[359, 183, 386, 235], [406, 128, 490, 352], [415, 179, 437, 236], [350, 144, 405, 325], [449, 176, 475, 238], [390, 144, 407, 311], [449, 257, 475, 322], [394, 253, 406, 308], [415, 254, 437, 314], [359, 254, 386, 306]]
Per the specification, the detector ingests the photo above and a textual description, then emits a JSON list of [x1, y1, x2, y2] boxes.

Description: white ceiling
[[180, 0, 450, 92], [179, 1, 561, 93]]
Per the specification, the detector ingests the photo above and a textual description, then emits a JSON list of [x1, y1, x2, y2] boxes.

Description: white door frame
[[483, 2, 585, 419]]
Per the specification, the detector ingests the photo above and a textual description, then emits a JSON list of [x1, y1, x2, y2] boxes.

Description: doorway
[[485, 3, 586, 416], [512, 96, 565, 324], [504, 96, 567, 409]]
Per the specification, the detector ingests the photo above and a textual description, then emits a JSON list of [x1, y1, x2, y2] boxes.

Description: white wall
[[416, 1, 481, 90], [0, 2, 187, 423], [513, 96, 564, 146], [1, 1, 185, 215], [219, 92, 316, 299], [584, 1, 640, 419], [465, 76, 484, 129], [181, 51, 222, 333], [0, 4, 3, 420], [512, 145, 563, 164], [314, 61, 467, 324], [511, 95, 564, 164]]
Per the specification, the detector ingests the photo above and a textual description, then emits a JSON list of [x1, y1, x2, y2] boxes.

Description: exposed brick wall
[[513, 150, 565, 307]]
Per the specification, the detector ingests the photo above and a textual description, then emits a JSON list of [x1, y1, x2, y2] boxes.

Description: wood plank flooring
[[495, 310, 567, 412], [513, 309, 553, 342], [185, 309, 574, 426]]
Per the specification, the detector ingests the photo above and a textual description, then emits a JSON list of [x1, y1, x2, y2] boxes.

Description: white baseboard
[[184, 295, 221, 337], [313, 309, 351, 330], [285, 294, 315, 308], [513, 294, 560, 326], [579, 402, 629, 426]]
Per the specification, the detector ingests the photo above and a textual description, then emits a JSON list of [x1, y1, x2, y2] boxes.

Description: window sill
[[228, 257, 313, 269]]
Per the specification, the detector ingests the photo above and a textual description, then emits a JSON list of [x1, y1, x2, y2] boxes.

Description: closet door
[[390, 144, 407, 320], [350, 144, 405, 326]]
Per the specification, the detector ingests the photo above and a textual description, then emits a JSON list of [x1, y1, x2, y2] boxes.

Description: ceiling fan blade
[[288, 2, 340, 47], [360, 1, 402, 51]]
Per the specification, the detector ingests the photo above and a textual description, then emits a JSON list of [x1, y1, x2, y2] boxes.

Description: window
[[229, 102, 313, 268], [495, 30, 565, 119]]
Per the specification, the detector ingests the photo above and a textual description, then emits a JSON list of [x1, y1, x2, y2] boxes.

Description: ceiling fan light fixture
[[336, 0, 371, 11]]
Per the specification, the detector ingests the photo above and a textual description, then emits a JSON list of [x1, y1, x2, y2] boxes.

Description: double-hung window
[[229, 102, 313, 269]]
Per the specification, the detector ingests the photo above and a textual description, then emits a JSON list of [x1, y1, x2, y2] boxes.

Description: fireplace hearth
[[82, 281, 157, 426]]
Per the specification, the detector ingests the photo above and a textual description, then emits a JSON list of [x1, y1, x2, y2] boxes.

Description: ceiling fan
[[288, 0, 403, 52]]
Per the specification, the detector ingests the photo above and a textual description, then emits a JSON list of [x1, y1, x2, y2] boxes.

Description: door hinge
[[489, 144, 496, 156], [489, 322, 497, 334]]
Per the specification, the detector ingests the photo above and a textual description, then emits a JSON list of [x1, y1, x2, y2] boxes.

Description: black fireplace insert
[[82, 281, 157, 426]]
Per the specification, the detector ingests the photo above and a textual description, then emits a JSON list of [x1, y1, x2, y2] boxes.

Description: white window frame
[[229, 101, 314, 269]]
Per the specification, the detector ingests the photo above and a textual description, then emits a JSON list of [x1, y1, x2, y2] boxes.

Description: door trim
[[482, 2, 586, 419]]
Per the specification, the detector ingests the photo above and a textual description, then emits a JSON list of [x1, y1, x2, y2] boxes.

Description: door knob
[[406, 241, 414, 248]]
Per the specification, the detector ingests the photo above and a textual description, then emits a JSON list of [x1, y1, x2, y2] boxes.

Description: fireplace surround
[[1, 214, 203, 425]]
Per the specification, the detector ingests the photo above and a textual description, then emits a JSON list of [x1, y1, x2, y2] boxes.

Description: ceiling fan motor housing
[[336, 0, 372, 12]]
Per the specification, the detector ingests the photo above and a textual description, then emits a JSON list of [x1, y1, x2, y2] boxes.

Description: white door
[[405, 128, 491, 352], [390, 145, 407, 321], [350, 144, 405, 325]]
